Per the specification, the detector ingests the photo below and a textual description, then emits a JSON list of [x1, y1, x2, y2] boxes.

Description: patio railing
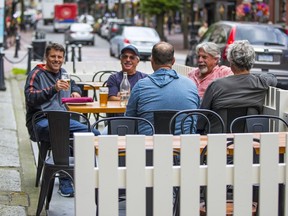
[[74, 133, 287, 216]]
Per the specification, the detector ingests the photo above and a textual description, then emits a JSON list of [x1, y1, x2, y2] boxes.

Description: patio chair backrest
[[92, 70, 117, 82], [139, 110, 178, 134], [92, 116, 155, 136], [169, 109, 225, 135], [230, 114, 288, 133]]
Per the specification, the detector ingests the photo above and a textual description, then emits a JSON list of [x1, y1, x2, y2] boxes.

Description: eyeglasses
[[121, 54, 137, 60]]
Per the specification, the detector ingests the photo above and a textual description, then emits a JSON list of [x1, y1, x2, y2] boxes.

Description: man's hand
[[55, 79, 70, 91], [71, 92, 81, 98]]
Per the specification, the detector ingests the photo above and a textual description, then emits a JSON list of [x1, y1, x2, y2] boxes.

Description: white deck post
[[74, 132, 96, 216]]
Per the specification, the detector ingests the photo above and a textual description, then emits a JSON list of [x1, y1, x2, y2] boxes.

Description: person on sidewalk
[[188, 42, 233, 99], [24, 42, 100, 197], [198, 21, 208, 38], [125, 41, 200, 134]]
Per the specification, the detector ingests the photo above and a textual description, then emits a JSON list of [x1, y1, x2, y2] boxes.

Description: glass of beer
[[61, 73, 70, 91], [99, 87, 108, 107]]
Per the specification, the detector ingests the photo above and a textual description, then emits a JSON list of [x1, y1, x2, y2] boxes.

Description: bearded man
[[188, 42, 233, 99]]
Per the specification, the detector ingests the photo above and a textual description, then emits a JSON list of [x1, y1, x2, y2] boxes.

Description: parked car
[[109, 26, 161, 60], [100, 18, 124, 39], [64, 23, 94, 46], [185, 21, 288, 89], [78, 14, 95, 26], [107, 22, 132, 41]]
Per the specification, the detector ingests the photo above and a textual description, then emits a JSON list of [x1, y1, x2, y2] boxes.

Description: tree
[[140, 0, 181, 40]]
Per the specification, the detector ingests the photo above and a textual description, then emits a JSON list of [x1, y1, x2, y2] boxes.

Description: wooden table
[[66, 101, 126, 114], [94, 133, 287, 154]]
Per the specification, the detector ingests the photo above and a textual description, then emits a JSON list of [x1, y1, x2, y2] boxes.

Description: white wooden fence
[[74, 133, 288, 216]]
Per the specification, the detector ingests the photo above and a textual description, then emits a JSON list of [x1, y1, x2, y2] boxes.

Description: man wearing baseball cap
[[106, 45, 147, 102]]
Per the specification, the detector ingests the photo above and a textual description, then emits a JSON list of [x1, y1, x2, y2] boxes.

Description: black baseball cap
[[121, 45, 140, 57]]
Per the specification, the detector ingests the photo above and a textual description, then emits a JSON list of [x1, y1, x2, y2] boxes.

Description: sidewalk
[[0, 30, 40, 216], [0, 28, 189, 216]]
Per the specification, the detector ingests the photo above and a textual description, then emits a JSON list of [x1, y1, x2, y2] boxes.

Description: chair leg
[[45, 177, 55, 210], [173, 187, 180, 216], [36, 169, 51, 216], [35, 142, 50, 187], [95, 188, 99, 216]]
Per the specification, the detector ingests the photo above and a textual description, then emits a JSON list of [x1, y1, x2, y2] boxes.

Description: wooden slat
[[153, 135, 173, 216], [126, 135, 146, 216], [207, 134, 227, 216], [180, 135, 200, 216], [98, 135, 119, 216], [285, 134, 288, 216], [74, 133, 96, 216], [233, 134, 253, 216], [259, 133, 279, 216]]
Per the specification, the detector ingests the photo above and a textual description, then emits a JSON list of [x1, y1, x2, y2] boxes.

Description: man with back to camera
[[24, 43, 100, 197], [125, 41, 200, 134], [188, 42, 233, 99]]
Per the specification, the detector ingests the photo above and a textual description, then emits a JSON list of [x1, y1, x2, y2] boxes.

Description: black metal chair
[[32, 112, 51, 188], [91, 70, 117, 124], [230, 114, 288, 133], [169, 109, 225, 135], [70, 74, 82, 82], [70, 74, 97, 100], [139, 110, 178, 134], [169, 109, 225, 216], [33, 110, 92, 216], [230, 114, 288, 216], [216, 107, 261, 133], [92, 70, 117, 82]]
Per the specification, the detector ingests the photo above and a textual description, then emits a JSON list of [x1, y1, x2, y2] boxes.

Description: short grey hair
[[196, 42, 221, 60], [227, 40, 255, 70]]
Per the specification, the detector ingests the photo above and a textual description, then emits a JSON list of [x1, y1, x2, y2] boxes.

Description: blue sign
[[0, 0, 4, 45]]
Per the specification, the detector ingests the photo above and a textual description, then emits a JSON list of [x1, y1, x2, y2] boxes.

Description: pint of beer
[[99, 87, 108, 107]]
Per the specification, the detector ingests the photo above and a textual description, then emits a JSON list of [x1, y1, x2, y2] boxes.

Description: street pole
[[0, 0, 6, 91]]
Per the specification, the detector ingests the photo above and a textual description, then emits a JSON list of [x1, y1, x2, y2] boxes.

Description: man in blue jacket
[[125, 41, 200, 134]]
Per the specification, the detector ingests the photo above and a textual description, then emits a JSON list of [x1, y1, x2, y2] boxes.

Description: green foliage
[[12, 67, 26, 75], [140, 0, 181, 15]]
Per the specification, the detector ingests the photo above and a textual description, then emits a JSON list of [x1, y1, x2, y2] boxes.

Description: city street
[[35, 20, 188, 65]]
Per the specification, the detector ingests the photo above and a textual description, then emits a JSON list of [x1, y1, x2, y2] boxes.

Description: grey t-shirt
[[199, 73, 277, 132]]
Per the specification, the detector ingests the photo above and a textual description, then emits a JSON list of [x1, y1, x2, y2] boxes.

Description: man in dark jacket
[[24, 43, 100, 197]]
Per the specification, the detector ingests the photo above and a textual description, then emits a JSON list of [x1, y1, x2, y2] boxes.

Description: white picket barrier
[[74, 133, 288, 216]]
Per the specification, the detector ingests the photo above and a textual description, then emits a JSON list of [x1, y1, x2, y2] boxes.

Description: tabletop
[[66, 101, 126, 114], [94, 133, 287, 154]]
